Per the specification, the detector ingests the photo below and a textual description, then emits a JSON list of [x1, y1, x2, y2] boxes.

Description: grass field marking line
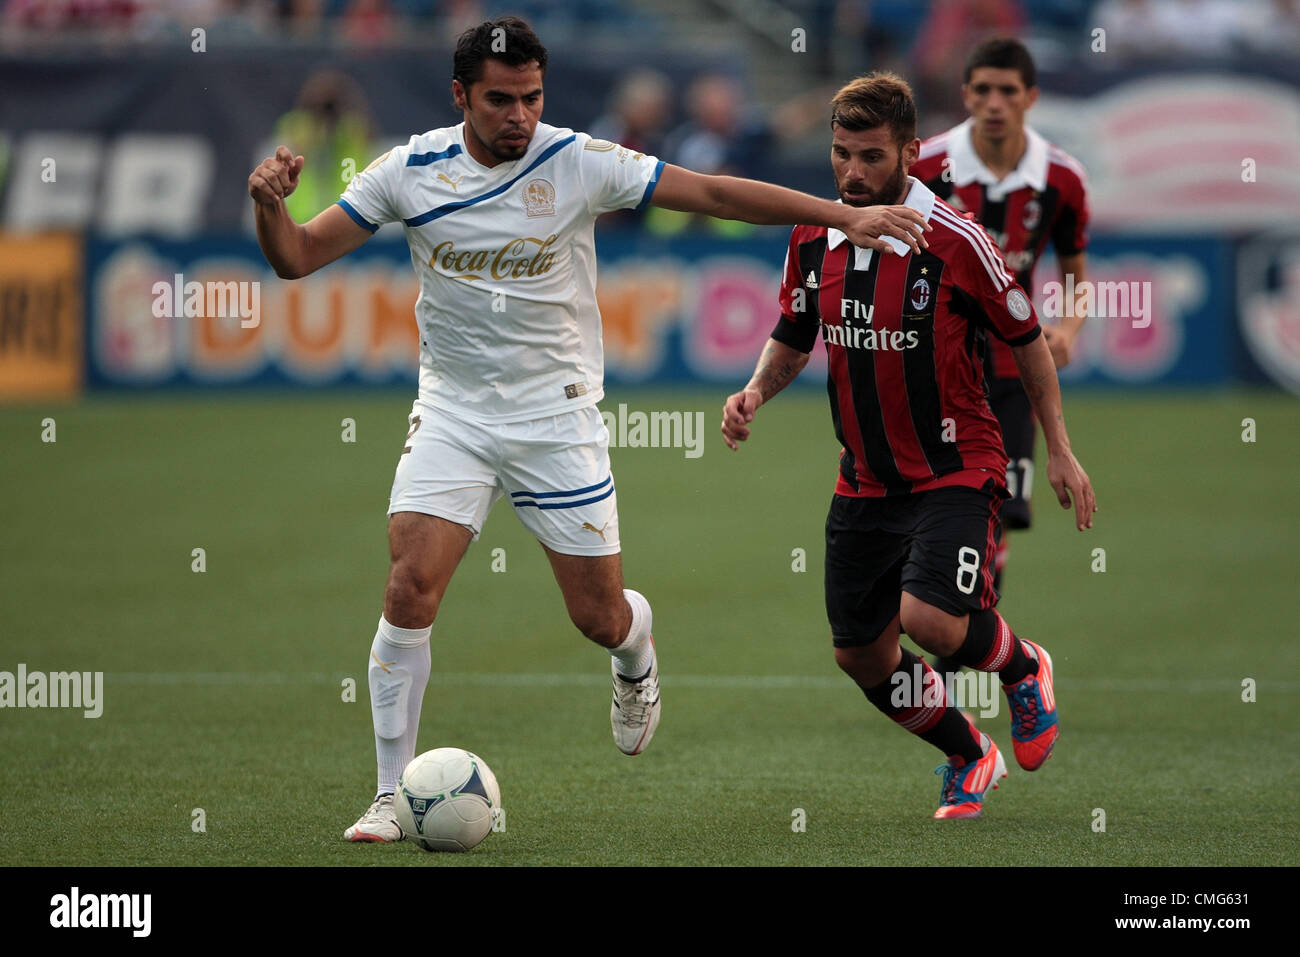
[[105, 672, 1300, 693]]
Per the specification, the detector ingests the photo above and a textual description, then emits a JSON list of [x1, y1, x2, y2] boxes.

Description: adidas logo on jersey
[[805, 270, 819, 289]]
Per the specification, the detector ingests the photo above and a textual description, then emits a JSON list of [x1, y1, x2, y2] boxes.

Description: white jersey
[[337, 122, 664, 423]]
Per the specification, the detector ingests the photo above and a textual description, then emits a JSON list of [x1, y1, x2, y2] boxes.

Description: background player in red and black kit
[[721, 72, 1097, 818], [910, 38, 1090, 682]]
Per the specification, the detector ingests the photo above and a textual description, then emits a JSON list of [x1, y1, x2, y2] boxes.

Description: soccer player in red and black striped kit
[[722, 72, 1096, 818], [909, 38, 1091, 682]]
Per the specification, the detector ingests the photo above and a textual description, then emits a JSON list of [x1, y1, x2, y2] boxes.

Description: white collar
[[945, 117, 1049, 200], [827, 177, 936, 267]]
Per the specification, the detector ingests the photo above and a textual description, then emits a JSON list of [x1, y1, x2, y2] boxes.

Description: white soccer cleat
[[344, 793, 403, 843], [610, 645, 660, 755]]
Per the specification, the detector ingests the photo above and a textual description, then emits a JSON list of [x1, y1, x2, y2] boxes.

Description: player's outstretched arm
[[1011, 335, 1098, 530], [249, 146, 372, 279], [721, 338, 810, 450], [650, 164, 930, 256]]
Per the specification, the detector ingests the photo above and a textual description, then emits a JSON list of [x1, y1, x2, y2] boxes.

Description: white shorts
[[387, 401, 620, 556]]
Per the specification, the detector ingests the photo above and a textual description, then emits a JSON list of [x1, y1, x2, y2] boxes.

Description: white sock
[[368, 615, 431, 798], [610, 589, 655, 679]]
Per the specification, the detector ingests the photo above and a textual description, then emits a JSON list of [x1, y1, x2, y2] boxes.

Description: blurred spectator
[[439, 0, 485, 44], [274, 0, 325, 37], [0, 0, 634, 45], [649, 72, 838, 237], [653, 74, 777, 236], [913, 0, 1026, 133], [1242, 0, 1300, 52], [3, 0, 270, 42], [1090, 0, 1165, 59], [589, 69, 672, 229], [589, 69, 672, 157], [1092, 0, 1257, 59], [3, 0, 147, 32], [661, 74, 774, 182], [341, 0, 394, 46], [833, 0, 917, 79], [274, 69, 375, 222]]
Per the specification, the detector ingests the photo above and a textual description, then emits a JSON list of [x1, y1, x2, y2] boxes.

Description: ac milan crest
[[910, 278, 932, 311], [1022, 197, 1042, 231]]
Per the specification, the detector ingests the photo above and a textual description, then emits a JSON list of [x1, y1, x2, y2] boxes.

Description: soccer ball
[[394, 748, 501, 852]]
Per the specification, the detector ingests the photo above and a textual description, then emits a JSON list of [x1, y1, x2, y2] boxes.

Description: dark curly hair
[[452, 17, 548, 91]]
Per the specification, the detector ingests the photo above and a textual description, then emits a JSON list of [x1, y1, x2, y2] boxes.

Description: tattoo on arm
[[1021, 366, 1051, 404], [1015, 343, 1068, 438], [749, 341, 804, 401]]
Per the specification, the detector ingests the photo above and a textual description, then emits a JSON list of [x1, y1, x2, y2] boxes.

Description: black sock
[[860, 648, 982, 763], [944, 608, 1036, 684], [930, 654, 963, 679]]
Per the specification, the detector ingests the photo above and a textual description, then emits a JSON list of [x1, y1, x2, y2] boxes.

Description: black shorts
[[987, 377, 1036, 530], [825, 480, 1007, 648]]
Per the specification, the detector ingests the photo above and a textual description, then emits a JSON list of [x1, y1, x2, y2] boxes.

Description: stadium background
[[1, 0, 1297, 869]]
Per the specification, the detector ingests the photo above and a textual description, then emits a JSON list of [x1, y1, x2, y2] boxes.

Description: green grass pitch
[[1, 388, 1297, 866]]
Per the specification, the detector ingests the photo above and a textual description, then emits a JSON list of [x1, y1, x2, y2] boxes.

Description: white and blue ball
[[395, 748, 501, 852]]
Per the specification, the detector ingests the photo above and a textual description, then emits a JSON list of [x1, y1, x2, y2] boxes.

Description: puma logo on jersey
[[805, 270, 819, 289], [437, 172, 463, 192], [582, 521, 610, 542]]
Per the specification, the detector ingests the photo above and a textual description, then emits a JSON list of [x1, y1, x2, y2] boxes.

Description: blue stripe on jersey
[[406, 144, 463, 166], [510, 476, 612, 500], [512, 486, 615, 511], [336, 199, 378, 233], [402, 135, 577, 228], [635, 159, 666, 211]]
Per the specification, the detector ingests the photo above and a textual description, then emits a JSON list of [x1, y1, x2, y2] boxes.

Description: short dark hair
[[829, 72, 917, 147], [964, 37, 1037, 88], [452, 17, 548, 90]]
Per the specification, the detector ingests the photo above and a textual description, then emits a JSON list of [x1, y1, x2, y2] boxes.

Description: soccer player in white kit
[[248, 17, 932, 842]]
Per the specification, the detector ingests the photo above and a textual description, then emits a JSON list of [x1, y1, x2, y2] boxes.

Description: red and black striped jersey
[[910, 119, 1089, 380], [772, 177, 1041, 498]]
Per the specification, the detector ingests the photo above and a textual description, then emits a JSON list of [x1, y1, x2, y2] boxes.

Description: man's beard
[[838, 157, 907, 207], [490, 127, 531, 160], [491, 137, 530, 160], [467, 113, 530, 161]]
